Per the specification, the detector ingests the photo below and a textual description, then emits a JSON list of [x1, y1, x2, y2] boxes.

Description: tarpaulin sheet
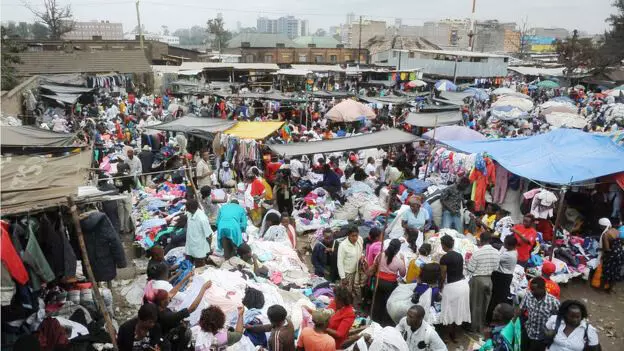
[[1, 150, 91, 215], [39, 84, 95, 94], [435, 91, 473, 105], [224, 121, 284, 140], [442, 128, 624, 185], [147, 115, 236, 134], [268, 129, 420, 157], [1, 126, 77, 147], [40, 93, 83, 105], [405, 110, 462, 127]]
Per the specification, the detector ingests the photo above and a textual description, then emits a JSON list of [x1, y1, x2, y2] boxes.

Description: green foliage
[[207, 17, 232, 50]]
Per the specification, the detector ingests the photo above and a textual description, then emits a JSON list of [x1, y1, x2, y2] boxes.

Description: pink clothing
[[365, 241, 382, 266], [378, 254, 407, 277], [493, 164, 509, 204]]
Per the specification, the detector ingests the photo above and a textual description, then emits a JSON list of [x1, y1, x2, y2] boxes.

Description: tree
[[161, 25, 169, 36], [27, 0, 74, 40], [1, 26, 25, 90], [600, 0, 624, 66], [515, 17, 536, 58], [314, 28, 327, 37], [207, 17, 232, 51], [31, 22, 50, 39], [173, 26, 209, 46], [556, 30, 600, 78]]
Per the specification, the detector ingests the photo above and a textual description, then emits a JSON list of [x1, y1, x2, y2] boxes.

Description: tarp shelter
[[39, 84, 95, 94], [268, 129, 420, 157], [435, 91, 473, 105], [224, 121, 284, 140], [1, 126, 77, 148], [147, 115, 236, 134], [405, 110, 462, 127], [423, 125, 487, 141], [1, 150, 91, 215], [40, 93, 83, 105], [442, 128, 624, 185]]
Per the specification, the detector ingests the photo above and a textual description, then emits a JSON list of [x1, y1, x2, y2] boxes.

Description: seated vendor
[[261, 212, 290, 245], [312, 229, 335, 278], [191, 305, 245, 350], [244, 305, 296, 351], [145, 262, 192, 303], [305, 286, 356, 349]]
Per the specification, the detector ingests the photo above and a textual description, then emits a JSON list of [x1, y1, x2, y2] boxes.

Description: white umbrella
[[325, 99, 376, 122], [545, 112, 587, 129], [607, 88, 624, 97], [492, 96, 534, 112], [492, 87, 516, 95], [540, 100, 576, 109], [605, 103, 624, 122]]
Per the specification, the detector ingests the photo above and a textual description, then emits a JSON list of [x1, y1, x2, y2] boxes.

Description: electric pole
[[468, 0, 476, 51], [357, 15, 363, 67], [135, 0, 144, 50]]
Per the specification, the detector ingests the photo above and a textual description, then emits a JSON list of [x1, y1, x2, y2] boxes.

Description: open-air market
[[1, 1, 624, 350]]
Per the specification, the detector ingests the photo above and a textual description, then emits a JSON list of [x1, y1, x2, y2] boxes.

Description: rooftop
[[16, 50, 151, 75], [292, 36, 341, 48], [227, 32, 297, 48], [412, 49, 509, 58]]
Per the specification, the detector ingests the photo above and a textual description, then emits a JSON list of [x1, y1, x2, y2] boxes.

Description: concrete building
[[348, 20, 386, 48], [473, 20, 517, 52], [371, 48, 509, 79], [257, 17, 278, 34], [504, 29, 521, 53], [63, 20, 123, 40], [422, 19, 471, 49], [226, 32, 366, 64], [277, 16, 300, 39], [301, 20, 309, 37]]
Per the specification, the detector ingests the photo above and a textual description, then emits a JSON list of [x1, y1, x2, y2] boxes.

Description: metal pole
[[549, 186, 568, 261], [67, 197, 117, 348], [453, 55, 459, 84], [357, 15, 363, 67], [135, 0, 144, 50]]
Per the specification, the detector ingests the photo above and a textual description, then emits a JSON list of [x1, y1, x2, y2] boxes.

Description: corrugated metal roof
[[178, 62, 279, 71], [16, 50, 151, 75], [292, 36, 341, 48], [291, 64, 345, 72], [413, 49, 508, 58], [227, 33, 298, 48]]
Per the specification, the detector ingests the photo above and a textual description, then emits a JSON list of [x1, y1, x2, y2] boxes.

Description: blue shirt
[[404, 208, 429, 231]]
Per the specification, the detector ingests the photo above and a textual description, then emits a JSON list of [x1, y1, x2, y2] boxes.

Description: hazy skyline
[[1, 0, 616, 36]]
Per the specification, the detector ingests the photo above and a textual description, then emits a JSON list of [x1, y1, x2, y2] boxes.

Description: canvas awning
[[435, 91, 473, 105], [268, 129, 420, 157], [224, 121, 284, 140], [442, 128, 624, 185], [40, 93, 83, 105], [1, 126, 78, 148], [1, 150, 91, 215], [405, 110, 462, 127], [39, 84, 95, 94], [147, 115, 236, 134]]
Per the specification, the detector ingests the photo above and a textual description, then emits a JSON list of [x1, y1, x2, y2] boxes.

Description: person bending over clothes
[[216, 199, 247, 259], [144, 262, 193, 304], [396, 305, 447, 351], [245, 305, 296, 351], [191, 305, 245, 350], [118, 303, 170, 351], [261, 212, 290, 245], [220, 243, 269, 277]]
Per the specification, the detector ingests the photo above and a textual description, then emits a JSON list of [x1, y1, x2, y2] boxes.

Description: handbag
[[583, 323, 601, 351]]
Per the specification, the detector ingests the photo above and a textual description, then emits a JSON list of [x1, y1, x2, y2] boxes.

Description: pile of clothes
[[292, 188, 348, 233]]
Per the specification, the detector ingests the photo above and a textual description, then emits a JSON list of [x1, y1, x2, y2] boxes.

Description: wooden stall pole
[[67, 197, 118, 348], [549, 186, 568, 261], [422, 115, 439, 180]]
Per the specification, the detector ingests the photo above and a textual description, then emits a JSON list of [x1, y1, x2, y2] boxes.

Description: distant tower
[[346, 12, 355, 25], [217, 12, 223, 20]]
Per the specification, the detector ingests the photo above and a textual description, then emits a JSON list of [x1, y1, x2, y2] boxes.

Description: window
[[393, 51, 397, 58], [264, 54, 273, 63], [298, 54, 307, 62], [330, 55, 337, 63], [344, 55, 351, 61], [245, 54, 254, 63], [408, 52, 415, 58], [314, 55, 324, 63]]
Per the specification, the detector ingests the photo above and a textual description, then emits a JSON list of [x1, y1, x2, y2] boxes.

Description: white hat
[[598, 218, 612, 228], [142, 145, 151, 151]]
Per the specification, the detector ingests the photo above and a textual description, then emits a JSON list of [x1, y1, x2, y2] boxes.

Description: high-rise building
[[63, 20, 123, 40], [300, 20, 309, 37], [257, 17, 278, 34], [277, 16, 300, 39], [346, 12, 356, 26], [348, 20, 386, 48]]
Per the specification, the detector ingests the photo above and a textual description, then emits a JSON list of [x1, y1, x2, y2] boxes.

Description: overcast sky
[[1, 0, 616, 35]]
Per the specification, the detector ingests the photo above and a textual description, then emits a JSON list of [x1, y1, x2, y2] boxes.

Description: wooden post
[[67, 197, 117, 348], [549, 186, 568, 261]]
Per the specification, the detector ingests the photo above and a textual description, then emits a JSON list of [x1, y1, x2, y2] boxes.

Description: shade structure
[[537, 80, 560, 89], [407, 79, 427, 88], [463, 88, 489, 101], [1, 150, 91, 215], [608, 88, 624, 97], [325, 99, 376, 122], [540, 100, 576, 110], [223, 121, 284, 140], [492, 87, 516, 95], [441, 128, 624, 185], [268, 129, 420, 157], [1, 126, 78, 147], [605, 103, 624, 122], [423, 125, 487, 141], [491, 106, 529, 120], [405, 110, 462, 127], [545, 112, 588, 129], [541, 105, 578, 116], [147, 115, 236, 134], [435, 80, 457, 92], [492, 96, 534, 112], [437, 91, 473, 105]]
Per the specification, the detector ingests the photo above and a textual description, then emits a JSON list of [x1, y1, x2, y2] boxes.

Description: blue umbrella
[[464, 88, 489, 101], [550, 96, 575, 104], [528, 85, 538, 90], [435, 80, 457, 92]]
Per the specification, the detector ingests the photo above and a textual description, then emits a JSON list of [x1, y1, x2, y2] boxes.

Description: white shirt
[[365, 163, 376, 176], [125, 156, 142, 176], [196, 159, 213, 187], [151, 280, 173, 292], [395, 318, 447, 351], [288, 158, 304, 178], [545, 316, 599, 351]]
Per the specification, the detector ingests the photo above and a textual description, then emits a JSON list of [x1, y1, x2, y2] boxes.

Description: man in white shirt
[[466, 232, 501, 332], [124, 149, 142, 178], [195, 151, 213, 188], [396, 305, 447, 351], [364, 157, 377, 177]]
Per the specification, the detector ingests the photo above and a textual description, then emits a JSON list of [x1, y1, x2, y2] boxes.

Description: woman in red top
[[307, 286, 355, 349], [512, 214, 537, 267]]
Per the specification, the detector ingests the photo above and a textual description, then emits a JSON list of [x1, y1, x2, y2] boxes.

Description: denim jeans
[[441, 209, 463, 233]]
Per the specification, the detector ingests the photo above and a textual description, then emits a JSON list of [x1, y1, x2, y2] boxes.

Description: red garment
[[513, 224, 537, 262], [529, 277, 560, 299], [265, 162, 282, 183], [469, 158, 496, 211], [128, 93, 136, 104], [1, 222, 29, 285], [327, 300, 356, 348], [536, 218, 554, 242], [37, 317, 69, 351]]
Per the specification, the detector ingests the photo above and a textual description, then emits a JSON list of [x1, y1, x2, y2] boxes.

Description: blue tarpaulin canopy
[[441, 128, 624, 185]]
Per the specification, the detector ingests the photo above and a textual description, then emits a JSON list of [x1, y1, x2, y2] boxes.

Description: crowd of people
[[11, 74, 622, 351]]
